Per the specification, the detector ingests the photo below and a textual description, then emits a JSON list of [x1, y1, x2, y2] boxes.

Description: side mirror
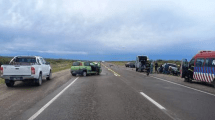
[[46, 62, 50, 65]]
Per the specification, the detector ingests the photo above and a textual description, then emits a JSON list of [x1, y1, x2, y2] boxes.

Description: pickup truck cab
[[0, 56, 52, 87], [70, 61, 102, 76]]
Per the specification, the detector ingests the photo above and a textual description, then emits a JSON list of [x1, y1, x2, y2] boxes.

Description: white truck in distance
[[0, 56, 52, 87]]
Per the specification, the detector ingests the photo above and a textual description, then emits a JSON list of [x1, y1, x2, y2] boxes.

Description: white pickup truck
[[0, 56, 52, 87]]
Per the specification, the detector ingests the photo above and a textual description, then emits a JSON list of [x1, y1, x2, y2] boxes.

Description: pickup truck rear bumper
[[1, 75, 36, 81]]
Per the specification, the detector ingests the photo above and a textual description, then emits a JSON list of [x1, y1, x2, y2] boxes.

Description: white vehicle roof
[[15, 56, 42, 58]]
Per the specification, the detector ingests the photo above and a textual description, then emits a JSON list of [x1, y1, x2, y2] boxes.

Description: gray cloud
[[0, 0, 215, 58]]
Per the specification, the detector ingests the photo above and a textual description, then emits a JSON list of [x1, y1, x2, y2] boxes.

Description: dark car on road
[[125, 62, 130, 67], [125, 62, 135, 68], [158, 63, 179, 75]]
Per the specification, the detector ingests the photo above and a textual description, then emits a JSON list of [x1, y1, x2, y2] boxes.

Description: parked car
[[168, 63, 179, 76], [125, 62, 135, 68], [0, 56, 52, 87], [125, 62, 130, 67], [129, 62, 135, 68], [158, 63, 178, 75], [70, 61, 102, 76]]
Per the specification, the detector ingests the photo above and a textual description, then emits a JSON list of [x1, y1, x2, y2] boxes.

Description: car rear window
[[139, 56, 147, 61], [73, 62, 80, 66], [15, 58, 36, 63]]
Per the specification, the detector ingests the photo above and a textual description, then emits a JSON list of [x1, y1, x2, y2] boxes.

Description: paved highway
[[2, 63, 215, 120]]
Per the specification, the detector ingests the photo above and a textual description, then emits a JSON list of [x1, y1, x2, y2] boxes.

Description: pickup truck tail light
[[31, 67, 35, 74], [0, 67, 3, 74]]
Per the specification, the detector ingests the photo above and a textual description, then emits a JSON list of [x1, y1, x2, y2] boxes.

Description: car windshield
[[72, 62, 80, 66]]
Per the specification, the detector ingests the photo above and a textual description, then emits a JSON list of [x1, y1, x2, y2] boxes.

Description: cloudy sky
[[0, 0, 215, 61]]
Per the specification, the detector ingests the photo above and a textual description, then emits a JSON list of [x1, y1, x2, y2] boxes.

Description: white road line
[[124, 68, 215, 97], [151, 76, 215, 97], [102, 64, 120, 76], [140, 92, 165, 110], [28, 77, 79, 120]]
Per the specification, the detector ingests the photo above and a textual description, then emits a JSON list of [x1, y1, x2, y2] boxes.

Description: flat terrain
[[0, 63, 215, 120]]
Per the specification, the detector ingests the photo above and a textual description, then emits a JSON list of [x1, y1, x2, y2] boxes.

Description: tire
[[36, 73, 42, 86], [46, 70, 52, 80], [6, 81, 14, 87], [72, 74, 76, 76], [97, 70, 100, 75], [82, 71, 87, 77], [136, 68, 138, 72], [184, 77, 189, 82], [213, 79, 215, 88]]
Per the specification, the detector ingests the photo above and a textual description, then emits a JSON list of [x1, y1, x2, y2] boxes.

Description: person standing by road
[[146, 61, 151, 76], [150, 62, 154, 74], [155, 62, 158, 73]]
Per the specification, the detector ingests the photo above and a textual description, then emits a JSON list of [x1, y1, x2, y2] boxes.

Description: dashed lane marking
[[102, 64, 121, 76], [140, 92, 165, 110]]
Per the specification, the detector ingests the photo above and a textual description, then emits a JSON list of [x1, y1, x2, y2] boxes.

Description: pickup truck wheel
[[184, 77, 190, 82], [36, 73, 42, 86], [6, 81, 14, 87], [97, 70, 100, 75], [83, 71, 87, 77], [46, 70, 52, 80]]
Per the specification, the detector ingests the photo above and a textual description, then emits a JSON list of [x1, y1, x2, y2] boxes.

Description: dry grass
[[51, 62, 73, 73], [0, 78, 4, 84]]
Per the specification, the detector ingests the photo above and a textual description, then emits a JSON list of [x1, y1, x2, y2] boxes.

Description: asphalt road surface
[[1, 63, 215, 120]]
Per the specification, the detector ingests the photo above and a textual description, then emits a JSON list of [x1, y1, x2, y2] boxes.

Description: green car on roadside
[[70, 61, 102, 76]]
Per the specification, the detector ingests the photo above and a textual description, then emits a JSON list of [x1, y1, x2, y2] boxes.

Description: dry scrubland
[[110, 61, 130, 66], [0, 56, 75, 84]]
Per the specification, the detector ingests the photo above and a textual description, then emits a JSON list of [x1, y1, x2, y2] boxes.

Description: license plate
[[10, 77, 23, 80]]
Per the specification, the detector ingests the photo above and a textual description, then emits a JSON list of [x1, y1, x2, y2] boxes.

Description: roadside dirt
[[0, 69, 73, 120]]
